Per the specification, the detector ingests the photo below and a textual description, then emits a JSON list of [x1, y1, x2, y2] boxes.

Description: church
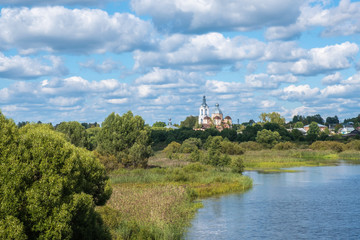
[[198, 96, 232, 131]]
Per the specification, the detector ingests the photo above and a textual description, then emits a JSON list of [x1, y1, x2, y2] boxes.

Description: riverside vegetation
[[1, 109, 360, 239]]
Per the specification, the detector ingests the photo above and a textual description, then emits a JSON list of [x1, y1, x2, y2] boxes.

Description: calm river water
[[186, 164, 360, 240]]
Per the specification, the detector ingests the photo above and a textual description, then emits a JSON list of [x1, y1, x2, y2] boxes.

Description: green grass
[[102, 163, 252, 239], [241, 149, 342, 170], [99, 148, 360, 239]]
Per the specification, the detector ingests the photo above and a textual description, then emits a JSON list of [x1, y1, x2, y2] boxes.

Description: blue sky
[[0, 0, 359, 125]]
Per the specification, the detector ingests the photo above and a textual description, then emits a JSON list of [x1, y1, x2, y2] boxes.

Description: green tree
[[96, 112, 152, 168], [180, 116, 198, 129], [56, 121, 88, 148], [0, 116, 112, 240], [152, 121, 166, 128], [294, 122, 304, 128], [86, 127, 101, 151], [259, 112, 285, 126], [255, 129, 281, 148], [306, 121, 321, 142]]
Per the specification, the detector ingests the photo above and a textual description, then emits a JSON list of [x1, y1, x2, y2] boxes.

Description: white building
[[198, 96, 210, 124]]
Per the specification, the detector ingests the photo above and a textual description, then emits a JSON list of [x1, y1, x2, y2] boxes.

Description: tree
[[152, 121, 166, 128], [325, 116, 339, 125], [96, 111, 152, 168], [294, 122, 304, 128], [56, 121, 88, 148], [259, 112, 285, 126], [0, 116, 112, 240], [306, 114, 324, 125], [180, 116, 198, 129], [255, 129, 281, 148], [306, 121, 320, 142]]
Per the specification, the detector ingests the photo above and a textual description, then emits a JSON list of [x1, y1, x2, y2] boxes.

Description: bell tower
[[199, 96, 210, 124]]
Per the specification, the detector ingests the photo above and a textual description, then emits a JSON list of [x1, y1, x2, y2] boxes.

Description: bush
[[180, 138, 202, 153], [163, 141, 181, 159], [346, 140, 360, 151], [273, 141, 295, 150], [220, 141, 245, 155], [231, 157, 245, 174], [256, 129, 281, 148], [183, 162, 207, 172], [239, 141, 263, 151], [309, 141, 346, 153]]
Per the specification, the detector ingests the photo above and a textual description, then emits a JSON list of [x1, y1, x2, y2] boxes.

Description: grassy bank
[[242, 149, 341, 170], [98, 148, 360, 239], [99, 163, 252, 239]]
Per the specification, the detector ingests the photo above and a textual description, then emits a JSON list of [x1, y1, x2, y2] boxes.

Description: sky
[[0, 0, 359, 125]]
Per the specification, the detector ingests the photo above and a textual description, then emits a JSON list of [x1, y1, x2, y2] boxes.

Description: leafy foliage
[[180, 116, 198, 129], [0, 115, 112, 240], [255, 129, 281, 148], [56, 121, 88, 148], [96, 111, 152, 168]]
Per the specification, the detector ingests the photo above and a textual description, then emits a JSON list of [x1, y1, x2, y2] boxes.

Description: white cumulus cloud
[[0, 7, 156, 54]]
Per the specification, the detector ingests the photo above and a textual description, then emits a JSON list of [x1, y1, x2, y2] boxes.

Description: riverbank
[[98, 149, 360, 239], [98, 163, 252, 239]]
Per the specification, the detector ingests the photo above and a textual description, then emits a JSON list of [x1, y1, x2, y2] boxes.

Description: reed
[[102, 163, 252, 239]]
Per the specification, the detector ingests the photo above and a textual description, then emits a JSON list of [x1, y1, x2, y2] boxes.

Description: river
[[186, 164, 360, 240]]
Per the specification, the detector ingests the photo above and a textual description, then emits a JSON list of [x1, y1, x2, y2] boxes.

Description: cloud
[[266, 0, 360, 40], [273, 84, 320, 101], [0, 0, 114, 6], [321, 72, 360, 98], [0, 7, 156, 54], [80, 59, 119, 73], [245, 73, 297, 89], [134, 33, 266, 71], [131, 0, 303, 33], [0, 53, 67, 79], [322, 72, 342, 85], [267, 42, 358, 75]]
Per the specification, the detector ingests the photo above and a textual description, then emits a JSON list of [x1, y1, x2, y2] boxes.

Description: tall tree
[[180, 116, 198, 129], [0, 115, 111, 240], [96, 111, 152, 168], [259, 112, 285, 126], [56, 121, 88, 148]]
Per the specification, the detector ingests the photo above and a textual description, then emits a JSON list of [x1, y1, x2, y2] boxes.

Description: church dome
[[213, 103, 222, 114], [214, 116, 221, 120], [225, 116, 231, 119]]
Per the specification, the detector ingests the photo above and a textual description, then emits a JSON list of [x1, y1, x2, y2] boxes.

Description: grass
[[98, 148, 360, 239], [241, 149, 342, 170], [101, 163, 252, 239]]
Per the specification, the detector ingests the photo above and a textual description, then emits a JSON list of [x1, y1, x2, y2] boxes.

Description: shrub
[[183, 162, 207, 172], [220, 141, 245, 155], [239, 141, 263, 151], [346, 140, 360, 151], [163, 141, 181, 159], [310, 141, 346, 153], [273, 141, 295, 150], [180, 138, 202, 153], [231, 157, 245, 174], [256, 129, 281, 148]]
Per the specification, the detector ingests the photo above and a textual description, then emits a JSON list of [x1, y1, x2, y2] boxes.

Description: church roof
[[213, 103, 222, 114], [204, 116, 211, 119], [214, 116, 221, 120], [225, 116, 232, 119], [201, 96, 208, 107]]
